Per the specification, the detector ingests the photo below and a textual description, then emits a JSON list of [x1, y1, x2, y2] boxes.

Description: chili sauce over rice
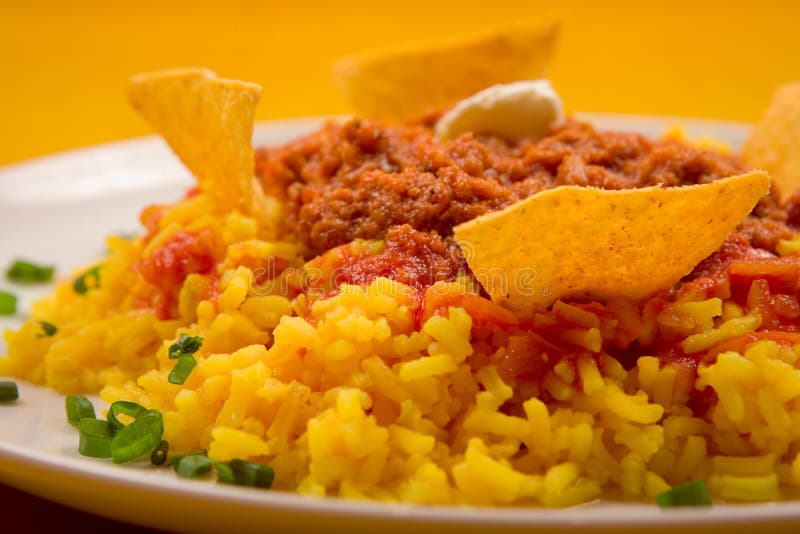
[[4, 115, 800, 507]]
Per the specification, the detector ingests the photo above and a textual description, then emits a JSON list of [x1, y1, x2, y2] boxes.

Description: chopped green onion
[[168, 334, 203, 359], [0, 291, 16, 315], [6, 260, 54, 283], [110, 410, 163, 464], [151, 439, 169, 466], [73, 265, 101, 295], [168, 355, 197, 385], [37, 320, 58, 338], [65, 395, 95, 427], [107, 400, 147, 433], [222, 459, 275, 489], [78, 418, 113, 458], [173, 453, 215, 478], [214, 462, 235, 484], [0, 381, 19, 401], [169, 452, 275, 487], [656, 480, 712, 507], [168, 449, 207, 467]]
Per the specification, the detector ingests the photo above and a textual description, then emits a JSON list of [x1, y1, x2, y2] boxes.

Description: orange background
[[1, 0, 799, 165]]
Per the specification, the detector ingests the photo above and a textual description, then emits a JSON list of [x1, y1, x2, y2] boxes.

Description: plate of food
[[2, 20, 800, 534]]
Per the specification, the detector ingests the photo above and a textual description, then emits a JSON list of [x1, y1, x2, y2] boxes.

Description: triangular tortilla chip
[[332, 19, 560, 122], [127, 68, 262, 212], [742, 81, 800, 202], [454, 171, 770, 315]]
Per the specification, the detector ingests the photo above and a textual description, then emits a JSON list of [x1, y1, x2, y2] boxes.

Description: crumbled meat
[[254, 118, 797, 259]]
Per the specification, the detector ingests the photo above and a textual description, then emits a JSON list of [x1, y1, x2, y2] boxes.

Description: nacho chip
[[453, 171, 770, 314], [332, 19, 560, 122], [742, 81, 800, 202], [127, 68, 262, 212], [434, 80, 564, 142]]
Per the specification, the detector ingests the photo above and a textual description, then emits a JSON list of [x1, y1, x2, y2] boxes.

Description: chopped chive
[[656, 480, 712, 507], [6, 260, 55, 283], [151, 439, 169, 466], [223, 459, 275, 489], [0, 291, 16, 315], [37, 320, 58, 338], [65, 395, 95, 427], [110, 410, 163, 464], [73, 265, 102, 295], [173, 453, 215, 479], [0, 381, 19, 401], [168, 355, 197, 385], [107, 400, 147, 434], [169, 452, 275, 487], [215, 462, 235, 484], [168, 334, 203, 359], [169, 449, 207, 467], [78, 418, 113, 458]]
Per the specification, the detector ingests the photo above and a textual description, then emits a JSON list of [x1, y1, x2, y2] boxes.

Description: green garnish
[[0, 381, 19, 402], [6, 260, 54, 283], [168, 449, 207, 467], [223, 459, 275, 489], [214, 462, 235, 484], [168, 334, 203, 359], [166, 334, 203, 385], [168, 451, 275, 489], [62, 393, 277, 489], [78, 418, 113, 458], [151, 439, 170, 466], [110, 410, 164, 464], [73, 265, 102, 295], [65, 395, 96, 427], [66, 397, 163, 464], [168, 355, 197, 385], [656, 480, 712, 507], [173, 452, 215, 479], [107, 400, 147, 434], [0, 291, 17, 315], [37, 320, 58, 338]]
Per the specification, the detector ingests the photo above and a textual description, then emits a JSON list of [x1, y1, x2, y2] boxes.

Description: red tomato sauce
[[249, 117, 800, 401], [136, 229, 220, 318]]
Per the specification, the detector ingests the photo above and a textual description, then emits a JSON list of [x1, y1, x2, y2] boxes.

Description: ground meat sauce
[[303, 224, 466, 314], [322, 224, 463, 291], [255, 117, 798, 284]]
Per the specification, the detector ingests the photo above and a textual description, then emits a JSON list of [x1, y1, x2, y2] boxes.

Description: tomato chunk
[[730, 257, 800, 294], [137, 229, 219, 317], [493, 333, 565, 383]]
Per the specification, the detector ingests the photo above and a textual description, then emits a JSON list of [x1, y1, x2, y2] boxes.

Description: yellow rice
[[4, 189, 800, 507]]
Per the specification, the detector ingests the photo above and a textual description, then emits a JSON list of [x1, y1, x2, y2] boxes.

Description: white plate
[[2, 115, 798, 534]]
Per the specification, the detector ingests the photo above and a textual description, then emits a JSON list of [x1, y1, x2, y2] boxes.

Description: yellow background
[[1, 0, 799, 165]]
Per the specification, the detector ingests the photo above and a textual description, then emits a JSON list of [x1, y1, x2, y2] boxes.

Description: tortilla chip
[[453, 171, 770, 314], [434, 80, 564, 142], [742, 81, 800, 202], [332, 19, 560, 122], [127, 68, 262, 212]]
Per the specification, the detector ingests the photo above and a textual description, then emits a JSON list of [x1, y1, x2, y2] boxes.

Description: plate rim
[[3, 113, 796, 530], [3, 433, 800, 528], [0, 112, 753, 175]]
